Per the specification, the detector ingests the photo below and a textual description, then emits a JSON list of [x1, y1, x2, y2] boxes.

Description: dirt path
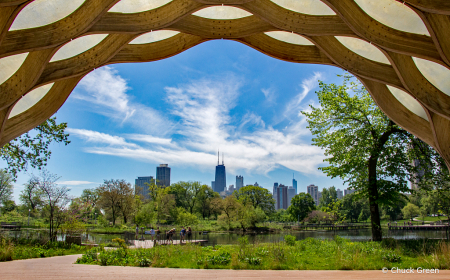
[[0, 254, 448, 280]]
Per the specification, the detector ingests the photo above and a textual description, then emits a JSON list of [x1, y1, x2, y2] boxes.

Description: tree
[[134, 202, 157, 226], [234, 185, 275, 215], [319, 186, 337, 208], [116, 180, 135, 224], [287, 193, 316, 222], [170, 181, 204, 214], [36, 171, 71, 241], [0, 117, 70, 179], [97, 180, 122, 226], [80, 188, 100, 209], [341, 193, 365, 223], [19, 175, 44, 211], [0, 169, 13, 206], [217, 195, 240, 229], [302, 77, 419, 241], [401, 203, 420, 221], [195, 185, 219, 219]]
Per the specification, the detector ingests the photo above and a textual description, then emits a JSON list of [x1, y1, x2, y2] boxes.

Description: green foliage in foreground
[[76, 237, 450, 270], [0, 238, 87, 262]]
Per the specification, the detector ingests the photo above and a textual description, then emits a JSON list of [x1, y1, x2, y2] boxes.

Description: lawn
[[76, 236, 450, 270]]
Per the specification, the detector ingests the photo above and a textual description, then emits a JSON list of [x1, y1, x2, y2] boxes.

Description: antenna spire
[[217, 150, 219, 165], [222, 152, 224, 165]]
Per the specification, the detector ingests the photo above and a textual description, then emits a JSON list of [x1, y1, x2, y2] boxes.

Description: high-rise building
[[307, 184, 320, 206], [273, 182, 279, 206], [344, 189, 355, 196], [288, 186, 296, 208], [135, 176, 153, 199], [254, 182, 259, 187], [336, 188, 343, 199], [292, 176, 297, 195], [214, 152, 226, 193], [236, 175, 244, 190], [156, 164, 171, 187], [277, 184, 288, 210], [211, 181, 215, 190]]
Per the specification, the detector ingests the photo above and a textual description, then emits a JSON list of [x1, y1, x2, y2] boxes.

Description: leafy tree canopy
[[234, 185, 275, 215], [0, 117, 70, 179], [302, 76, 428, 240], [287, 193, 316, 222]]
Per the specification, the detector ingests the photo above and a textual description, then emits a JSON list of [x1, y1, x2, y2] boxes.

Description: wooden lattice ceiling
[[1, 0, 450, 168]]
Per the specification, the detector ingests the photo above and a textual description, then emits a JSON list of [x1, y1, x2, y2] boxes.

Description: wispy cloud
[[70, 71, 326, 176], [285, 72, 323, 120], [261, 87, 277, 104], [73, 66, 173, 135]]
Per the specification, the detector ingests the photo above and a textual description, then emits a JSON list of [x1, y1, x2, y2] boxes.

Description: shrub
[[208, 252, 231, 265], [238, 236, 249, 247], [245, 256, 262, 265], [284, 235, 296, 246], [138, 257, 152, 267], [382, 252, 402, 263]]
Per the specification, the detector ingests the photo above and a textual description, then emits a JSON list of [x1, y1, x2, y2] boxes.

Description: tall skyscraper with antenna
[[214, 151, 226, 193]]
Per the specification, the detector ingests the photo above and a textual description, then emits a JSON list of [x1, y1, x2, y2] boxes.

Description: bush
[[138, 257, 152, 267], [382, 252, 402, 263], [284, 235, 296, 246], [207, 252, 231, 265]]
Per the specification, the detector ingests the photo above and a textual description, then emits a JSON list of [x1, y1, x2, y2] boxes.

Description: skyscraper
[[214, 152, 226, 193], [288, 186, 296, 208], [156, 164, 171, 187], [236, 175, 244, 190], [344, 189, 355, 196], [292, 175, 297, 195], [277, 184, 288, 210], [336, 188, 343, 199], [273, 182, 279, 206], [307, 184, 319, 206], [135, 176, 153, 199]]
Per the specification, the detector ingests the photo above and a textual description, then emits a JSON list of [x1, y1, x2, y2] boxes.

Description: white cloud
[[262, 87, 277, 103], [69, 73, 326, 176], [285, 72, 323, 120], [57, 181, 99, 186], [67, 128, 138, 148], [73, 66, 173, 135]]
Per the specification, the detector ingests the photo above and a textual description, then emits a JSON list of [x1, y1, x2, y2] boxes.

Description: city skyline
[[2, 40, 347, 203]]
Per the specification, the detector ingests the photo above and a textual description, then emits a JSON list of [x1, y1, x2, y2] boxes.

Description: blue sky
[[6, 39, 350, 202]]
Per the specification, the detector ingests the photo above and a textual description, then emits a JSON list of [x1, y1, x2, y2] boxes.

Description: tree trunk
[[368, 158, 382, 241]]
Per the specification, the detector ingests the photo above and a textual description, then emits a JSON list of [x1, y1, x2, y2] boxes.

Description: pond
[[85, 228, 448, 246], [3, 228, 448, 246]]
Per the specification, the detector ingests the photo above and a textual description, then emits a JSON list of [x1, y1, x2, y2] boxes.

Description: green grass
[[0, 237, 88, 262], [76, 236, 450, 270]]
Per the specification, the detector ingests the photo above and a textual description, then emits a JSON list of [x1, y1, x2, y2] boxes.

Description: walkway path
[[0, 254, 448, 280]]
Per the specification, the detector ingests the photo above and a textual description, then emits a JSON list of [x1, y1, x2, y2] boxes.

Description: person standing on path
[[150, 227, 155, 241], [135, 225, 139, 240]]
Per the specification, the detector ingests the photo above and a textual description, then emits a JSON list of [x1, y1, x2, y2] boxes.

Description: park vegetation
[[75, 236, 450, 270]]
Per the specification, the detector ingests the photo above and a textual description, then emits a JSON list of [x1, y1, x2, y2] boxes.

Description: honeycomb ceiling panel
[[9, 0, 86, 30], [1, 0, 450, 168]]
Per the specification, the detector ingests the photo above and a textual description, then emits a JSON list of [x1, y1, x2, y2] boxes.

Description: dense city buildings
[[236, 175, 244, 190], [307, 184, 320, 206], [220, 184, 235, 198], [214, 152, 226, 193], [277, 184, 288, 210], [156, 164, 171, 187], [337, 188, 343, 200], [135, 176, 153, 200], [344, 189, 355, 196]]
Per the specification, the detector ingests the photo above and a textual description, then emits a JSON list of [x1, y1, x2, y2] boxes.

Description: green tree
[[0, 117, 70, 179], [341, 193, 365, 223], [97, 179, 122, 226], [270, 209, 294, 222], [195, 185, 219, 219], [236, 204, 266, 230], [319, 186, 337, 208], [302, 77, 418, 241], [401, 203, 420, 221], [134, 202, 156, 226], [0, 169, 13, 206], [287, 193, 316, 222], [19, 175, 44, 211], [170, 181, 204, 214], [234, 185, 275, 215]]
